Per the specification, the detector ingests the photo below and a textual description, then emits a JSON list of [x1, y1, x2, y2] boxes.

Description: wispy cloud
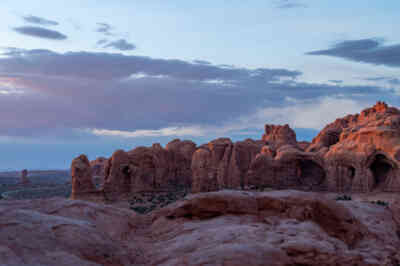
[[275, 0, 307, 9], [22, 15, 59, 26], [91, 126, 205, 138], [13, 26, 67, 40], [96, 23, 114, 36], [101, 39, 136, 51], [307, 38, 400, 68]]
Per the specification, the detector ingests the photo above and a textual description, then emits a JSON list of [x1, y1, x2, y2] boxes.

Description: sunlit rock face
[[321, 102, 400, 192]]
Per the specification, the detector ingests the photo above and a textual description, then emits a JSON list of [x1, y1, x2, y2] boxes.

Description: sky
[[0, 0, 399, 170]]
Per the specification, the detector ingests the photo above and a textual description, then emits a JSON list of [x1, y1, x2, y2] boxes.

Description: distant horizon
[[0, 1, 399, 169]]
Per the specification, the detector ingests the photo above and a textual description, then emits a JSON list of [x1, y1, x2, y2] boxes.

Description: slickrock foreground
[[2, 190, 400, 265]]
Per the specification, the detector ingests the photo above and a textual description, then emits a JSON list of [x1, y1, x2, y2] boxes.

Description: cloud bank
[[0, 47, 394, 141]]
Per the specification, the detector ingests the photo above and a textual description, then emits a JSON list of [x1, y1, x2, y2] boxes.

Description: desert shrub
[[131, 206, 150, 214], [370, 200, 389, 207], [336, 195, 352, 201]]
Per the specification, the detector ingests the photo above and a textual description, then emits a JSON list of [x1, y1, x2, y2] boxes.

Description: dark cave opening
[[349, 166, 355, 179], [370, 154, 392, 190], [298, 160, 326, 186], [122, 165, 132, 189]]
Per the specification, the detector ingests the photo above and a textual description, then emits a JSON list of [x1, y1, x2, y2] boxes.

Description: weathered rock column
[[71, 154, 97, 200]]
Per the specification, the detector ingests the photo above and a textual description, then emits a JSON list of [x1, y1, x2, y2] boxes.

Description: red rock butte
[[71, 101, 400, 200]]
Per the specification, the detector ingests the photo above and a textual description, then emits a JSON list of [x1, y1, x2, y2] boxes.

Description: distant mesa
[[71, 101, 400, 201]]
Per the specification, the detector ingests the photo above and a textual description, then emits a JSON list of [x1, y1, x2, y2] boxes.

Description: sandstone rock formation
[[102, 139, 196, 199], [20, 169, 30, 185], [90, 157, 107, 177], [194, 101, 400, 193], [72, 101, 400, 196], [245, 145, 326, 190], [70, 154, 97, 200], [191, 138, 263, 193], [262, 124, 297, 148], [320, 101, 400, 192]]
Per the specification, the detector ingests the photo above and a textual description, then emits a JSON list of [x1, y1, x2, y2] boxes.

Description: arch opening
[[369, 154, 393, 190], [298, 159, 326, 187]]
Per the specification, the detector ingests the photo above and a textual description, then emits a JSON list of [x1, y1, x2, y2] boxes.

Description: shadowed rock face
[[71, 155, 96, 200], [191, 138, 263, 193], [102, 139, 196, 199], [90, 157, 107, 177]]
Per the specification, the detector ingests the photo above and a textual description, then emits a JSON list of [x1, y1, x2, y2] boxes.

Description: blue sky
[[0, 0, 399, 169]]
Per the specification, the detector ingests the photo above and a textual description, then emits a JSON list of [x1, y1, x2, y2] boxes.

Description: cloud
[[0, 47, 394, 140], [307, 39, 400, 68], [363, 76, 400, 86], [0, 48, 301, 81], [13, 26, 67, 40], [193, 60, 211, 65], [96, 23, 114, 36], [96, 39, 108, 45], [22, 15, 59, 26], [91, 126, 205, 138], [275, 0, 307, 8], [102, 39, 136, 51]]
